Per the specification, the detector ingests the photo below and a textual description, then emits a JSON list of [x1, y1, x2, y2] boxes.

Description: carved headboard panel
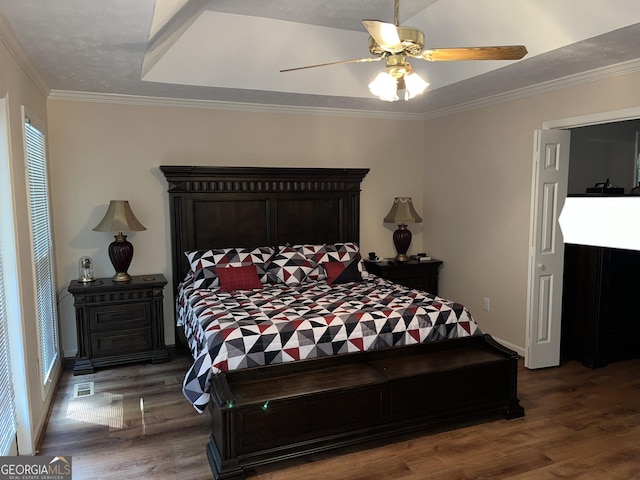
[[160, 166, 370, 293]]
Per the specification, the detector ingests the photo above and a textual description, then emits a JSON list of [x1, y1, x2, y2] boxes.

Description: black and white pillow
[[185, 246, 274, 289], [266, 246, 315, 286], [287, 243, 368, 281]]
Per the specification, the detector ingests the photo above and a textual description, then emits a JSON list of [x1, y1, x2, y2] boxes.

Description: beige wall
[[46, 101, 426, 354], [0, 34, 59, 452], [48, 69, 640, 359], [424, 71, 640, 351]]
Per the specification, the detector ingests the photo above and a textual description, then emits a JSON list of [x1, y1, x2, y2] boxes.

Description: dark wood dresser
[[561, 244, 640, 368], [365, 258, 443, 295], [68, 274, 170, 374]]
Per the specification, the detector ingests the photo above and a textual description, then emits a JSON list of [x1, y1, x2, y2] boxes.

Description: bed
[[161, 166, 523, 480]]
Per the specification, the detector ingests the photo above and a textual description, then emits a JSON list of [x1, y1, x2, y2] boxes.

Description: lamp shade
[[383, 197, 422, 225], [368, 71, 399, 102], [93, 200, 146, 233]]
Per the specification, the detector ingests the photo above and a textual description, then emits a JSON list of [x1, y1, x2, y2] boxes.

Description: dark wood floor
[[39, 352, 640, 479]]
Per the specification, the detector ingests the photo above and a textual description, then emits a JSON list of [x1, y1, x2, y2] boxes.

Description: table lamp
[[93, 200, 146, 282], [383, 197, 422, 262]]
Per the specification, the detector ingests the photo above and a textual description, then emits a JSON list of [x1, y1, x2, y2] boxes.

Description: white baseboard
[[490, 336, 525, 358]]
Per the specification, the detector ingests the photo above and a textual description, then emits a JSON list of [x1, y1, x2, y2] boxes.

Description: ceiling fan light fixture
[[369, 61, 428, 102], [403, 71, 429, 100], [368, 71, 399, 102]]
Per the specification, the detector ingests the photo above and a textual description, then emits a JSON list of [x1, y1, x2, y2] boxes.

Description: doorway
[[560, 119, 640, 367], [526, 107, 640, 369]]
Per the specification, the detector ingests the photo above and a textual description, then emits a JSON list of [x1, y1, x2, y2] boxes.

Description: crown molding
[[0, 12, 50, 99], [543, 105, 640, 130], [422, 58, 640, 120], [43, 57, 640, 122], [47, 90, 424, 121]]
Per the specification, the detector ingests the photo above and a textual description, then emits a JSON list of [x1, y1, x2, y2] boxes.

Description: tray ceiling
[[1, 0, 639, 115]]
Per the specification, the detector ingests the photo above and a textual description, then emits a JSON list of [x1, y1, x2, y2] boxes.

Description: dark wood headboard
[[160, 166, 370, 294]]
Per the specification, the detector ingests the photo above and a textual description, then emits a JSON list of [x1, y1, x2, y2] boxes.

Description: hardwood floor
[[39, 352, 640, 479]]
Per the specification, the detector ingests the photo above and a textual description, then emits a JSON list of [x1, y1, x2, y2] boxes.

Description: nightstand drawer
[[89, 303, 152, 331], [384, 267, 426, 280], [392, 277, 429, 291], [91, 328, 153, 356]]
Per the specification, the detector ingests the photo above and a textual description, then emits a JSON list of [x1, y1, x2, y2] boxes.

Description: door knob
[[537, 263, 546, 271]]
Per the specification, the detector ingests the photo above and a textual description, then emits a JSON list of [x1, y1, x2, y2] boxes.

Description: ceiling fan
[[280, 0, 527, 102]]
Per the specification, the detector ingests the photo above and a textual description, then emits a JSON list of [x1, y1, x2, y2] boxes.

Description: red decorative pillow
[[215, 264, 263, 292], [323, 259, 363, 285]]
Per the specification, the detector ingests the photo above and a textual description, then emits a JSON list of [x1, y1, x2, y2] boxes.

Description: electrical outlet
[[483, 297, 490, 311]]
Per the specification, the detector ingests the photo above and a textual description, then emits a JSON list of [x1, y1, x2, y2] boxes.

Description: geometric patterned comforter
[[178, 275, 481, 413]]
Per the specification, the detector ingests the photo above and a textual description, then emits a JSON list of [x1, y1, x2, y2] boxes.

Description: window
[[0, 236, 16, 455], [24, 119, 58, 383], [0, 97, 17, 455]]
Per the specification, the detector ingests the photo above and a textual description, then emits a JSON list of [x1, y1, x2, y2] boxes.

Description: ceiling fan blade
[[362, 20, 402, 52], [419, 45, 528, 61], [280, 56, 383, 73]]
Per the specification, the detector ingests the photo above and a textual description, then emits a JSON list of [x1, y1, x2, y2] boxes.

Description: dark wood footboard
[[206, 334, 524, 480]]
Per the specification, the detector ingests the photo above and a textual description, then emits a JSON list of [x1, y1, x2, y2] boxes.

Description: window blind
[[24, 120, 58, 382], [0, 236, 16, 455]]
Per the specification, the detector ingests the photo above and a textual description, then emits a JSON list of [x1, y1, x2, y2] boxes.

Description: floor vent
[[73, 381, 95, 398]]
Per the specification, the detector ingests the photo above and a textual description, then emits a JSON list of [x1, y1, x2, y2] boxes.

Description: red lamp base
[[108, 233, 133, 282], [393, 224, 412, 262]]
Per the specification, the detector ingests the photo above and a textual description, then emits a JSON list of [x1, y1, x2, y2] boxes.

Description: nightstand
[[365, 259, 443, 295], [68, 274, 170, 375]]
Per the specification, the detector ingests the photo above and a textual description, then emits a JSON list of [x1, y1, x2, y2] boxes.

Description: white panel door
[[526, 129, 571, 369]]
